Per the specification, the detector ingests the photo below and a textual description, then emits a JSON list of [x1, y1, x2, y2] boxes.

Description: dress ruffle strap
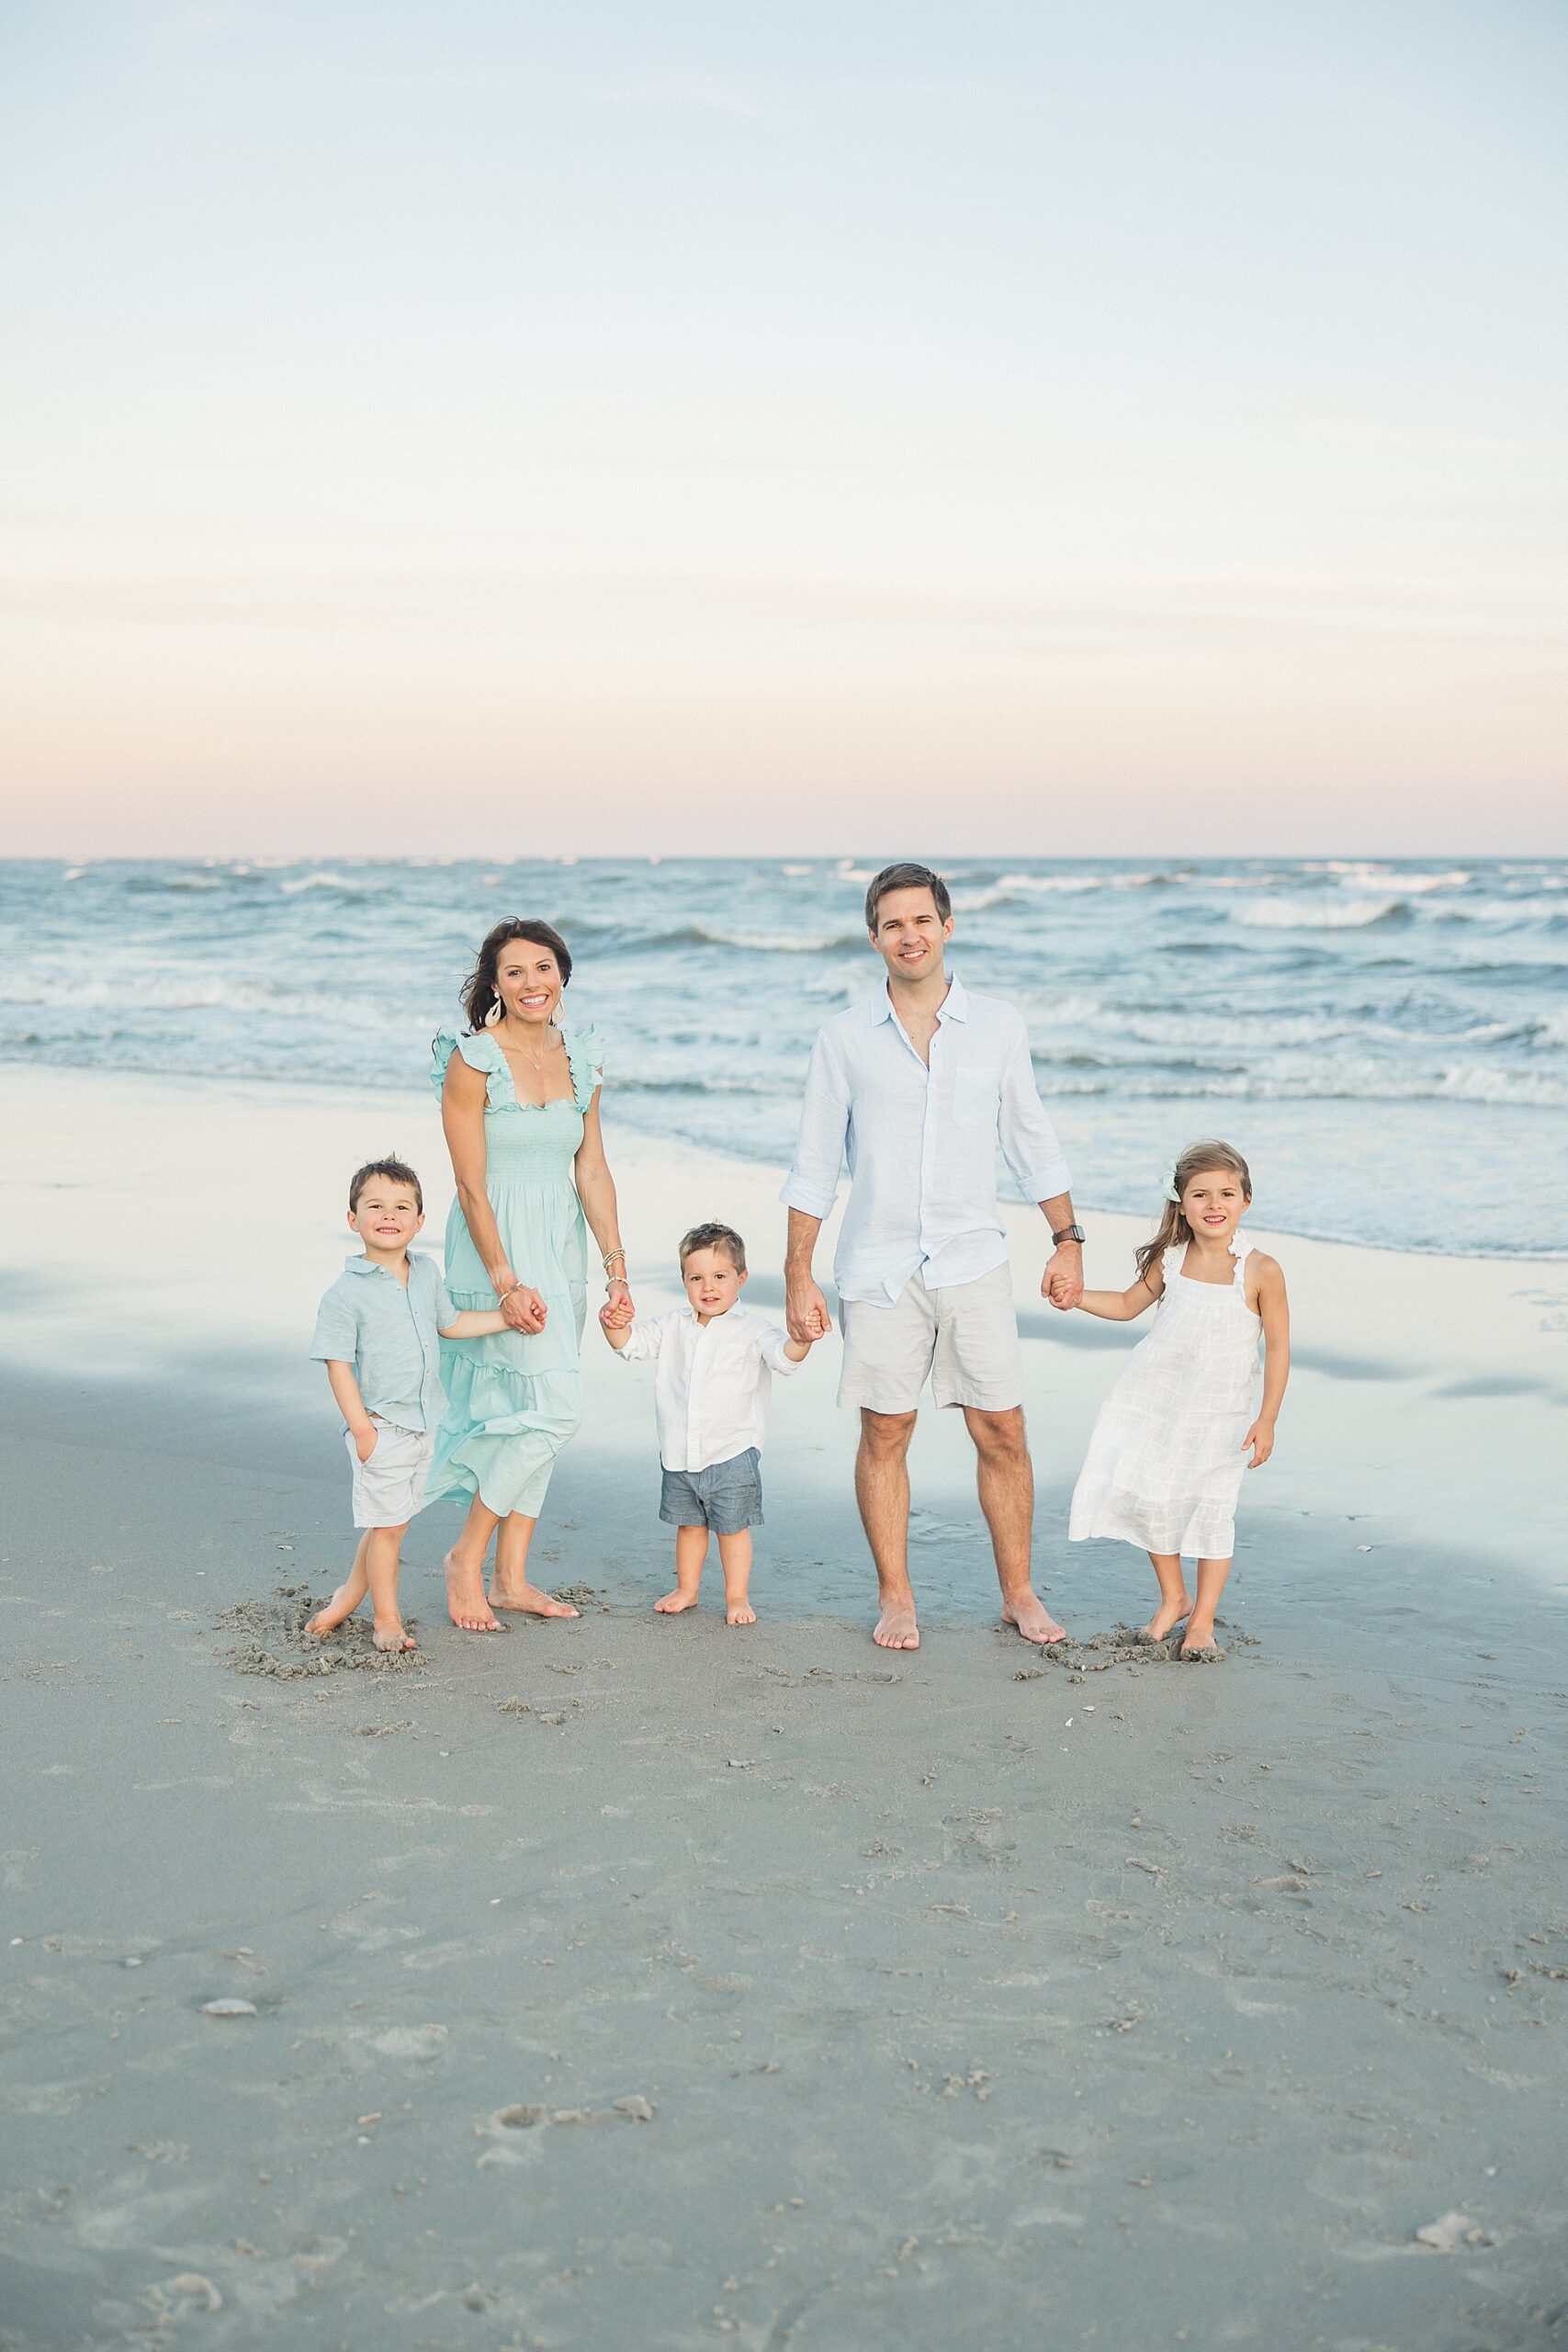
[[431, 1023, 510, 1103]]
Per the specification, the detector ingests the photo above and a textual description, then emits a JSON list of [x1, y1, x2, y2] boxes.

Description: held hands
[[1043, 1246, 1084, 1311], [1244, 1419, 1275, 1467], [786, 1279, 831, 1346], [600, 1278, 636, 1331], [501, 1283, 548, 1333]]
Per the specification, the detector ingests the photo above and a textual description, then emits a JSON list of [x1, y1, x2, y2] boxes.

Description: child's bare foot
[[444, 1549, 501, 1634], [306, 1582, 361, 1637], [488, 1581, 580, 1620], [726, 1600, 756, 1625], [1179, 1621, 1223, 1661], [372, 1621, 417, 1653], [654, 1589, 700, 1614], [1141, 1590, 1192, 1642]]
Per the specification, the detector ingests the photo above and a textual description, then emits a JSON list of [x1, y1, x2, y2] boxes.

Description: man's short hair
[[864, 862, 953, 932], [678, 1221, 747, 1274], [349, 1157, 423, 1214]]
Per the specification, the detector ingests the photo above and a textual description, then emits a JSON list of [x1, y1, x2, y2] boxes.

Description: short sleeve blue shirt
[[310, 1251, 458, 1432]]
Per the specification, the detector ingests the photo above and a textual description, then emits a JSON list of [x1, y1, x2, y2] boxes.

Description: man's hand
[[352, 1423, 379, 1464], [787, 1277, 831, 1345], [502, 1283, 548, 1333], [1043, 1247, 1084, 1310]]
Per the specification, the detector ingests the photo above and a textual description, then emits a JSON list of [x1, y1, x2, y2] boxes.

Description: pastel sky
[[2, 0, 1565, 856]]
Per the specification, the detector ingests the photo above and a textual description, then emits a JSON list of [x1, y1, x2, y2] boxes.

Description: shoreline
[[4, 1056, 1562, 1262]]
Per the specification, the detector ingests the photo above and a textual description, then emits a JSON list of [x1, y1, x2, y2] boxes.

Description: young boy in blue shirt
[[308, 1157, 510, 1652]]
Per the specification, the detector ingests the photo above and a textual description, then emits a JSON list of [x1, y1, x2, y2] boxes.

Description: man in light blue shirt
[[783, 863, 1084, 1654]]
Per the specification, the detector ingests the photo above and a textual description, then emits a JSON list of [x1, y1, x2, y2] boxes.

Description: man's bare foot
[[488, 1582, 580, 1620], [726, 1600, 757, 1626], [306, 1582, 361, 1637], [1141, 1592, 1192, 1642], [874, 1603, 920, 1650], [444, 1550, 501, 1634], [654, 1589, 700, 1614], [372, 1622, 417, 1653], [1001, 1589, 1069, 1645]]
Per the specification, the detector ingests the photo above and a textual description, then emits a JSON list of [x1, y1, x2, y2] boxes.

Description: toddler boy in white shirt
[[601, 1222, 822, 1623]]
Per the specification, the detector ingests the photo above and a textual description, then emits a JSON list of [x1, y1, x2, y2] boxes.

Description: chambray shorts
[[659, 1447, 763, 1534], [346, 1419, 434, 1530]]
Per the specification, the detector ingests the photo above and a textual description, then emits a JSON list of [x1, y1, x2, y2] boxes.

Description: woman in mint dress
[[429, 919, 633, 1633]]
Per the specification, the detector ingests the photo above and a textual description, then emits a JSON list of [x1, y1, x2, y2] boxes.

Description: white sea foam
[[279, 871, 361, 894], [1234, 897, 1403, 930], [949, 887, 1017, 911], [998, 872, 1104, 894]]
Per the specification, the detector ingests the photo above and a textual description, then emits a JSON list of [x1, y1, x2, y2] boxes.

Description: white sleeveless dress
[[1068, 1240, 1262, 1560]]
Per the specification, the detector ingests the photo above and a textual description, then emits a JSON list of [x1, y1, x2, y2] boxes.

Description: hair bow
[[1163, 1164, 1182, 1204]]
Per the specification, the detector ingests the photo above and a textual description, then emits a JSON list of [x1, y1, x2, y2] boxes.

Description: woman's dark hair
[[461, 920, 572, 1032]]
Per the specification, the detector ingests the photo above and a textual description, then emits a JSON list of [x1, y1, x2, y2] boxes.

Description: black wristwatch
[[1051, 1223, 1085, 1246]]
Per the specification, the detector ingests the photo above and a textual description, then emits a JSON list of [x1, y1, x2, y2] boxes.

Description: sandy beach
[[4, 1067, 1567, 2350]]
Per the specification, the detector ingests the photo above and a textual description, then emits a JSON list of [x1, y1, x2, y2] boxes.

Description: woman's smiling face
[[494, 939, 563, 1025]]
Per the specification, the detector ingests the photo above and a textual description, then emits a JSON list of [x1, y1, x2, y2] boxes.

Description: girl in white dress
[[1067, 1140, 1290, 1659]]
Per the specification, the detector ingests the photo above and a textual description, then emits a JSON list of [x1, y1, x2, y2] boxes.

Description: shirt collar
[[344, 1251, 402, 1277], [871, 971, 968, 1023]]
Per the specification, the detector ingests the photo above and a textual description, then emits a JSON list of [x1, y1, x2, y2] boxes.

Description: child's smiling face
[[1179, 1168, 1250, 1244], [682, 1245, 746, 1320], [349, 1181, 423, 1255]]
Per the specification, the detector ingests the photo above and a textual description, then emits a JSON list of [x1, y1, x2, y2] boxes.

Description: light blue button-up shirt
[[780, 973, 1072, 1306], [310, 1251, 459, 1432]]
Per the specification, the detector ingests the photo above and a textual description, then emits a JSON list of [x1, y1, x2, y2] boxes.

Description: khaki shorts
[[347, 1419, 434, 1529], [838, 1261, 1022, 1415]]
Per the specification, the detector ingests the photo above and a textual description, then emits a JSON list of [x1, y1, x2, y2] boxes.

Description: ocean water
[[2, 855, 1563, 1256]]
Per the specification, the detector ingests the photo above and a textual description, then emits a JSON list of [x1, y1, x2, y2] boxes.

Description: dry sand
[[3, 1067, 1567, 2350]]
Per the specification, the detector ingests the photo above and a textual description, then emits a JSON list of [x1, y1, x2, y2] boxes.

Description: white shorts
[[347, 1420, 434, 1530], [838, 1261, 1023, 1415]]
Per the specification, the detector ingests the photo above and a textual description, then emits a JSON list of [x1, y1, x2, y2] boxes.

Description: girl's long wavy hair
[[1134, 1138, 1252, 1284], [460, 919, 573, 1033]]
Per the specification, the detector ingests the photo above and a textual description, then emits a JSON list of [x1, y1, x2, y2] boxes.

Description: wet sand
[[3, 1069, 1567, 2349]]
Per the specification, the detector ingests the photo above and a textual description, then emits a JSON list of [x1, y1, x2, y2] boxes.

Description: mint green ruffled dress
[[427, 1021, 604, 1521]]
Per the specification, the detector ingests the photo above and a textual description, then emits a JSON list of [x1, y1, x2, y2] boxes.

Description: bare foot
[[444, 1549, 501, 1634], [1001, 1590, 1069, 1645], [1179, 1627, 1224, 1662], [1141, 1592, 1192, 1642], [372, 1622, 417, 1653], [874, 1603, 920, 1650], [654, 1589, 700, 1614], [726, 1600, 757, 1626], [489, 1582, 580, 1620], [305, 1582, 361, 1637]]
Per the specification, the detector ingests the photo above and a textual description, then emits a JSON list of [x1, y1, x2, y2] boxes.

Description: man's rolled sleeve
[[778, 1030, 850, 1218], [998, 1015, 1073, 1204]]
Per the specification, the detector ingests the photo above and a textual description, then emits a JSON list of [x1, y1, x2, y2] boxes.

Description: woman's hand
[[604, 1276, 635, 1328], [502, 1284, 548, 1333], [1243, 1419, 1274, 1467]]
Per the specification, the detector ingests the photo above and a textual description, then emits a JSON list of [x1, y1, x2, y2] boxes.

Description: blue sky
[[2, 0, 1564, 854]]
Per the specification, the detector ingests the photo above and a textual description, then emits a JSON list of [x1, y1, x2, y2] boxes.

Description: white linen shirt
[[614, 1305, 801, 1472], [780, 973, 1072, 1306]]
